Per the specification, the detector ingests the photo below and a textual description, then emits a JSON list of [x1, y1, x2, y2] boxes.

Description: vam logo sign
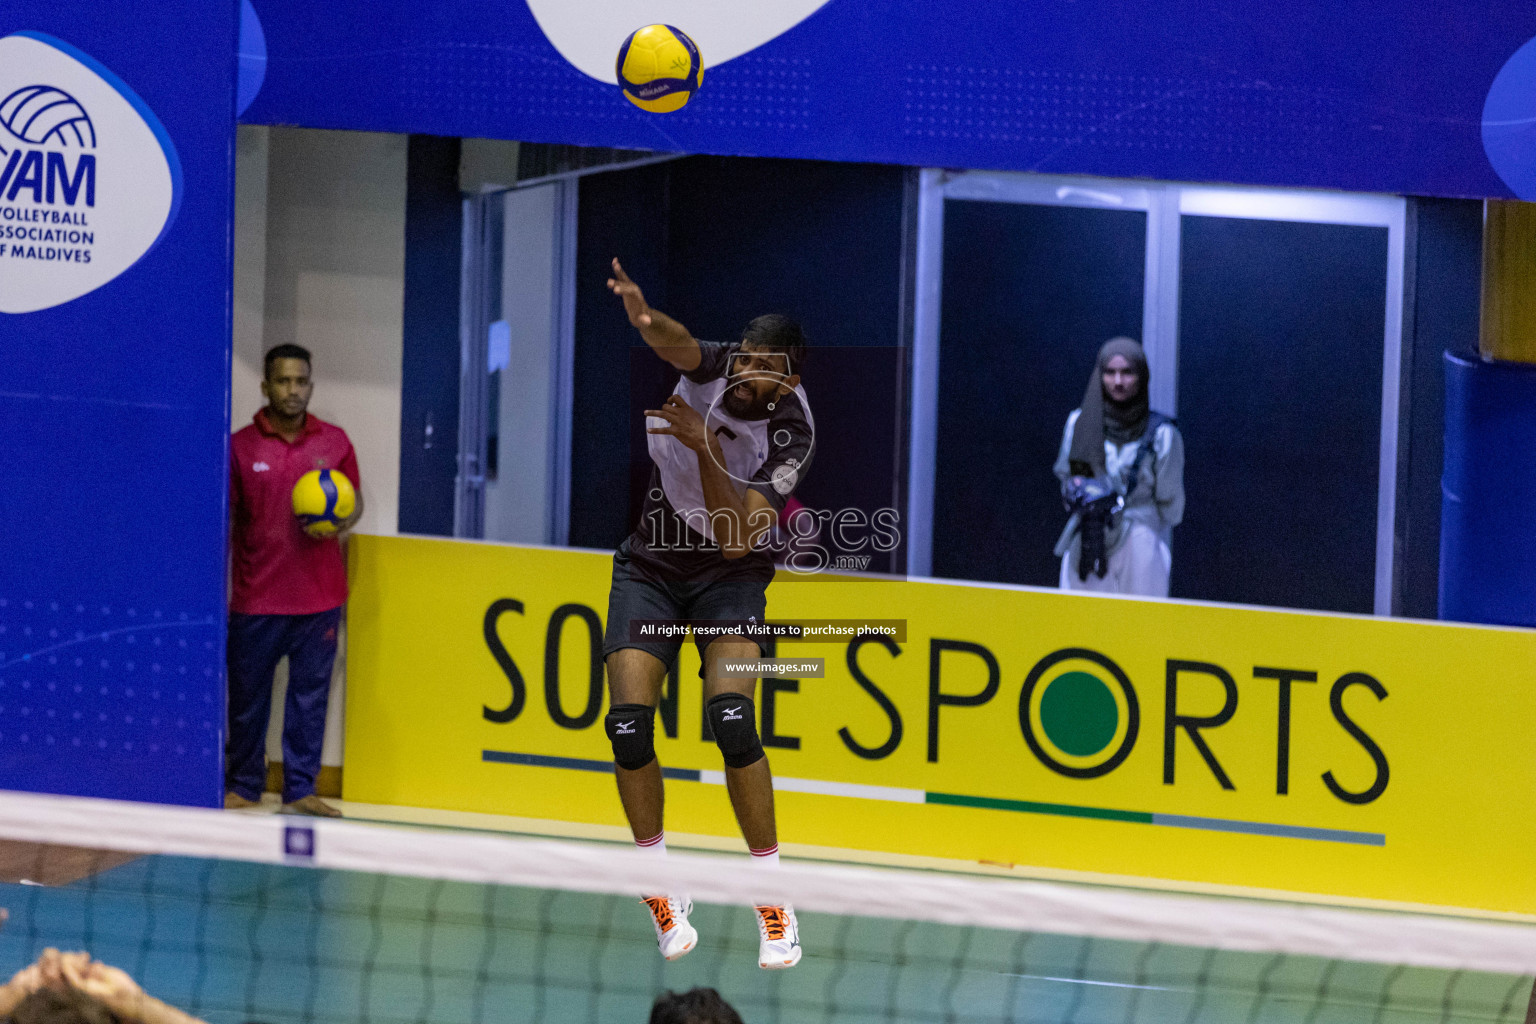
[[0, 31, 180, 313]]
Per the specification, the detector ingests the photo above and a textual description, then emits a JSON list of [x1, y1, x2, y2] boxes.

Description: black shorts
[[603, 537, 771, 671]]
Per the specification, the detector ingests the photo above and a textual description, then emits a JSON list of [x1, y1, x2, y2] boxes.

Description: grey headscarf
[[1067, 337, 1150, 477]]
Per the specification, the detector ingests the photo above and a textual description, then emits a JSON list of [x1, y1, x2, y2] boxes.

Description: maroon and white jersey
[[633, 340, 814, 582]]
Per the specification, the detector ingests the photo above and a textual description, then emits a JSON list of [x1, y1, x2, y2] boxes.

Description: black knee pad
[[705, 692, 764, 769], [605, 703, 656, 771]]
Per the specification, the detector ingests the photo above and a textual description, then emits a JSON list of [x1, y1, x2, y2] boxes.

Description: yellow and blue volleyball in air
[[616, 24, 702, 113], [292, 468, 356, 536]]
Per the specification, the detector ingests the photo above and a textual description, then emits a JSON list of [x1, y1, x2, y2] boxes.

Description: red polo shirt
[[229, 409, 361, 615]]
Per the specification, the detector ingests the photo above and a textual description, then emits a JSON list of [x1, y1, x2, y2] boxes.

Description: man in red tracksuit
[[226, 344, 362, 817]]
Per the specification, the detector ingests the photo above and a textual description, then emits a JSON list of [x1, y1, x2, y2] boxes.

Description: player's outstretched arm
[[608, 258, 701, 371]]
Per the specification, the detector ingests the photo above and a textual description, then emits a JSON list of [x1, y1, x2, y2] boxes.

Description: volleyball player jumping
[[601, 259, 814, 969]]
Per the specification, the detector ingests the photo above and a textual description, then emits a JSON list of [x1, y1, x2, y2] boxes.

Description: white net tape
[[0, 789, 1532, 976]]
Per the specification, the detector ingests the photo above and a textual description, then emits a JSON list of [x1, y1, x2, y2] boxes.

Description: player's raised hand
[[611, 260, 701, 371], [608, 258, 653, 328]]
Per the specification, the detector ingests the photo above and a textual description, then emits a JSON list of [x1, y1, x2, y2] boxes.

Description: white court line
[[698, 770, 924, 804]]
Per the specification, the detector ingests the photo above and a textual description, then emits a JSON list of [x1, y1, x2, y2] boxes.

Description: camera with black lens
[[1061, 477, 1124, 581]]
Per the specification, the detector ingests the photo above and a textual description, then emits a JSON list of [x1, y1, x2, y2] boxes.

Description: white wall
[[232, 125, 408, 782], [236, 126, 406, 534], [232, 126, 269, 424]]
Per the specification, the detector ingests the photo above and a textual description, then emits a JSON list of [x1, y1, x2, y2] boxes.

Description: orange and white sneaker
[[754, 903, 802, 969], [642, 895, 698, 961]]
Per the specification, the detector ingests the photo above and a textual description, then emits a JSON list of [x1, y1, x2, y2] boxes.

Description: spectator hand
[[335, 505, 364, 541], [1063, 476, 1122, 516], [5, 962, 41, 994], [61, 957, 144, 1018], [0, 949, 205, 1024], [34, 948, 91, 991], [2, 956, 43, 1008], [1, 948, 91, 1015]]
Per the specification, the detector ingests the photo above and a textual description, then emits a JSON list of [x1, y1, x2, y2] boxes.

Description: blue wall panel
[[0, 2, 236, 805], [1440, 352, 1536, 627], [398, 135, 462, 537], [1396, 199, 1482, 620], [238, 0, 1536, 199]]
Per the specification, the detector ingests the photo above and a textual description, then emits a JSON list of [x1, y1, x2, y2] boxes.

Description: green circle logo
[[1019, 649, 1139, 779], [1039, 671, 1119, 756]]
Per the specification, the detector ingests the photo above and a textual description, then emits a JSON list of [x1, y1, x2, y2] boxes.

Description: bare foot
[[224, 792, 261, 810], [281, 794, 342, 818]]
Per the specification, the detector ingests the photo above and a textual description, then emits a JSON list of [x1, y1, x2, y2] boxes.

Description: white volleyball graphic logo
[[0, 32, 180, 314], [0, 85, 97, 147]]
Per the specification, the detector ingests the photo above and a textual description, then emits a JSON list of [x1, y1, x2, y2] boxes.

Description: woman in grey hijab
[[1053, 337, 1184, 596]]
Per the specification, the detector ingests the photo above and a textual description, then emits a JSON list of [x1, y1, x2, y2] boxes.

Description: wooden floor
[[0, 841, 138, 887]]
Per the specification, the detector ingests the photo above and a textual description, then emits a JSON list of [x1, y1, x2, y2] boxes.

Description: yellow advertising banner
[[344, 535, 1536, 915]]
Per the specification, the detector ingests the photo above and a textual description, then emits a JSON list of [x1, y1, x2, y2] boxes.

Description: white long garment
[[1053, 408, 1185, 597]]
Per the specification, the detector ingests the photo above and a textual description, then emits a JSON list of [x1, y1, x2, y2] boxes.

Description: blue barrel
[[1441, 349, 1536, 625]]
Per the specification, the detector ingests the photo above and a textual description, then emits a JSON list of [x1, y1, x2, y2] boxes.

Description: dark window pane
[[933, 200, 1147, 586], [1175, 216, 1387, 612]]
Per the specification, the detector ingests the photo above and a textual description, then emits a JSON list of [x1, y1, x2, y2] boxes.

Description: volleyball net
[[0, 790, 1530, 1023]]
